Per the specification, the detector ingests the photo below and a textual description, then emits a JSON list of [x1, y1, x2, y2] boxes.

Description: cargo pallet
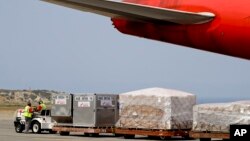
[[115, 128, 191, 139], [189, 131, 230, 141], [52, 125, 115, 136]]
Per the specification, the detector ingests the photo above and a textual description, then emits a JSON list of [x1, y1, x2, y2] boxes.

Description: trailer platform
[[115, 128, 191, 139], [189, 131, 230, 141], [52, 125, 115, 136]]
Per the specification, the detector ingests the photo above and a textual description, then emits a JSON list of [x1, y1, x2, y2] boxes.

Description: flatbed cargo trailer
[[189, 131, 230, 141], [115, 128, 191, 139], [52, 125, 115, 136]]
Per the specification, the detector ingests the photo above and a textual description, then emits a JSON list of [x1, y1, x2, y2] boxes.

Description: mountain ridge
[[0, 89, 66, 106]]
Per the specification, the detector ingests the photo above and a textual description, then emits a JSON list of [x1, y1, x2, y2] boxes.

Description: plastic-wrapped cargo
[[116, 88, 196, 130], [193, 101, 250, 133]]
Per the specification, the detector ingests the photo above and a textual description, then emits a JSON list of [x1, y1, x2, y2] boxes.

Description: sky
[[1, 0, 250, 103]]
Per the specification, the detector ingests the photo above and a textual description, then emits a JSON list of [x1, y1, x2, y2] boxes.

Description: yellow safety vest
[[40, 103, 46, 110], [24, 106, 32, 118]]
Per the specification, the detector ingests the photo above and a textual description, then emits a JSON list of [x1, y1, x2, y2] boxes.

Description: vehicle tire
[[49, 130, 57, 134], [15, 123, 24, 133], [159, 136, 171, 140], [59, 131, 70, 136], [32, 121, 41, 134], [124, 134, 135, 139], [84, 133, 90, 136], [200, 138, 211, 141], [89, 133, 99, 137], [114, 133, 123, 137], [183, 135, 194, 140], [147, 136, 158, 139]]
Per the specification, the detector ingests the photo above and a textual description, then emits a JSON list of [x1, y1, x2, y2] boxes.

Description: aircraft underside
[[43, 0, 250, 60]]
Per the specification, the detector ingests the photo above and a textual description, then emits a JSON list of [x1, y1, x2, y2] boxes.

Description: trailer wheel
[[84, 133, 90, 136], [59, 131, 70, 136], [32, 121, 41, 134], [124, 134, 135, 139], [114, 134, 123, 137], [200, 138, 211, 141], [49, 130, 57, 134], [148, 136, 159, 139], [89, 133, 99, 137], [15, 123, 24, 133], [159, 136, 171, 140]]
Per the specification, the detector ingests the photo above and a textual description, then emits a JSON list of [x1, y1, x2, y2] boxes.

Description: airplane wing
[[42, 0, 215, 24]]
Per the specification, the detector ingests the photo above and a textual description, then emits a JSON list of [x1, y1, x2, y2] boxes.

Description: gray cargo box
[[51, 94, 73, 124], [73, 94, 119, 127]]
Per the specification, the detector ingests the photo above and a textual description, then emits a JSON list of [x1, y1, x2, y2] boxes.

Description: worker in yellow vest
[[24, 102, 33, 133], [36, 100, 46, 112]]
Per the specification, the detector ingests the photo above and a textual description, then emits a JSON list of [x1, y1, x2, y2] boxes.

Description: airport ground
[[0, 108, 223, 141]]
